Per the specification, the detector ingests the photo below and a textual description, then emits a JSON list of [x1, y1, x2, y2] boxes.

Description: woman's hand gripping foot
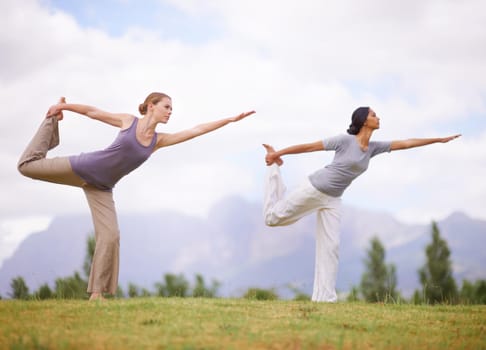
[[263, 144, 283, 166], [46, 97, 66, 120]]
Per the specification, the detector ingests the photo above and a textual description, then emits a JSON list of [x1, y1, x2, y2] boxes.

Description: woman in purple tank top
[[18, 93, 254, 301]]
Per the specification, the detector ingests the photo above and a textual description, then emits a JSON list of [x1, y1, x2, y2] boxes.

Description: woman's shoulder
[[369, 139, 392, 154], [120, 115, 137, 130], [369, 138, 391, 147], [325, 133, 350, 140], [329, 133, 354, 143], [323, 133, 351, 150]]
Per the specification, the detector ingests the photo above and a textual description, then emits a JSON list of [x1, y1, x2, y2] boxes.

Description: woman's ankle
[[89, 292, 105, 301]]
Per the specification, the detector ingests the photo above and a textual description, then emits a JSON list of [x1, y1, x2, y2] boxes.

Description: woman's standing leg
[[264, 165, 343, 302], [83, 186, 120, 300], [312, 199, 342, 302]]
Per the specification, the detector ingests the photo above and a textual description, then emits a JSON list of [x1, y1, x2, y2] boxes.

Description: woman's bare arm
[[263, 141, 324, 165], [46, 101, 133, 128], [390, 134, 461, 151], [154, 111, 255, 149]]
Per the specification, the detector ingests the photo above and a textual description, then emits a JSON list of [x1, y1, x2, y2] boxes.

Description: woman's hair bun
[[139, 103, 147, 115], [347, 124, 359, 135]]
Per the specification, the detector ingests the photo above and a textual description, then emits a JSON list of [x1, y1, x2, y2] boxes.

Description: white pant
[[263, 164, 342, 302]]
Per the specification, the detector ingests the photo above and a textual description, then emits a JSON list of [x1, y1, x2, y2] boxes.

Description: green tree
[[127, 283, 152, 298], [460, 279, 475, 304], [460, 279, 486, 304], [128, 283, 140, 298], [346, 285, 360, 302], [360, 236, 397, 302], [9, 276, 30, 300], [51, 234, 94, 299], [155, 273, 189, 297], [55, 271, 88, 299], [34, 283, 54, 300], [192, 274, 220, 298], [115, 286, 124, 298], [286, 284, 311, 301], [83, 234, 96, 278], [419, 222, 458, 304], [243, 288, 278, 300], [411, 289, 423, 304], [140, 288, 152, 297], [475, 280, 486, 304]]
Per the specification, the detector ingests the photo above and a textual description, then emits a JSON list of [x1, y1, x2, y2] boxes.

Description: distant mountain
[[1, 196, 485, 298]]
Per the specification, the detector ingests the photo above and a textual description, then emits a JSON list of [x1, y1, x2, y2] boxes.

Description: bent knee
[[18, 162, 35, 178], [265, 214, 283, 227], [265, 218, 277, 227]]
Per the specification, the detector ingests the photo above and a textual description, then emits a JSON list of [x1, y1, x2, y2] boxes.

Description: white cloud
[[0, 216, 52, 266]]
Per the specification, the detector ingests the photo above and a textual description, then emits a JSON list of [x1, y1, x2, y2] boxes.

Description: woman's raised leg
[[17, 98, 84, 187]]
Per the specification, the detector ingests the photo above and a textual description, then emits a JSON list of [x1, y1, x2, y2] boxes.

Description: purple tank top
[[70, 118, 157, 191]]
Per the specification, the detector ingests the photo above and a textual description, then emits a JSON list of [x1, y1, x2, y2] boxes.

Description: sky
[[1, 0, 485, 266]]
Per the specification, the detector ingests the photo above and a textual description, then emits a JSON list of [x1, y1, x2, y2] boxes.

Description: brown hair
[[138, 92, 171, 115]]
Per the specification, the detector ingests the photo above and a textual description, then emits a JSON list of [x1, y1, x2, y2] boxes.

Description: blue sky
[[1, 0, 485, 265], [47, 0, 222, 42]]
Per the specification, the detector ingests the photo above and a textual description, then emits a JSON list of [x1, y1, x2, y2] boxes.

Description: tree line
[[3, 222, 486, 303], [4, 236, 222, 300], [347, 222, 486, 304]]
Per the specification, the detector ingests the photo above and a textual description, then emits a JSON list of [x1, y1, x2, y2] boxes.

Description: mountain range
[[1, 195, 485, 299]]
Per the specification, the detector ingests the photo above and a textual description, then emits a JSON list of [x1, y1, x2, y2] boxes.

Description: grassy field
[[1, 298, 485, 350]]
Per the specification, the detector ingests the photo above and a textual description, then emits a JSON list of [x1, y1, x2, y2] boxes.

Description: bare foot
[[262, 144, 283, 166], [46, 97, 66, 120], [89, 292, 105, 301], [56, 97, 66, 121]]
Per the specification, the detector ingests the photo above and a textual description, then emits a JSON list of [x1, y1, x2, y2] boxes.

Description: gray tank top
[[70, 118, 157, 191]]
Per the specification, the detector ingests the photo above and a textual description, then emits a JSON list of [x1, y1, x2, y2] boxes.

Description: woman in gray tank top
[[18, 93, 254, 301], [262, 107, 460, 302]]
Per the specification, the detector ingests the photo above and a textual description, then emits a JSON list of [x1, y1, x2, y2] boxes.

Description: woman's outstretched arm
[[154, 111, 255, 149], [46, 99, 134, 128], [390, 134, 461, 151], [263, 141, 324, 165]]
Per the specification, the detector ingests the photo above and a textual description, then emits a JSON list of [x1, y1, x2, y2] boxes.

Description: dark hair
[[347, 107, 370, 135], [138, 92, 171, 115]]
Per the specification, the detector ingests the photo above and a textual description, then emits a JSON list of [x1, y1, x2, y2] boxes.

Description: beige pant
[[18, 117, 120, 295], [264, 164, 342, 302]]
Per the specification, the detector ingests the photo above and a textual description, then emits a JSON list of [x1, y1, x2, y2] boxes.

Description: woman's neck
[[139, 114, 158, 135], [355, 128, 374, 151]]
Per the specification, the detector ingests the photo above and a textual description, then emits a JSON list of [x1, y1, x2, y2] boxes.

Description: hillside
[[1, 196, 485, 298]]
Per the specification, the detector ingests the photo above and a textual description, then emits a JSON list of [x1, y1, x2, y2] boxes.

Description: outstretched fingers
[[229, 110, 256, 122], [443, 134, 462, 143]]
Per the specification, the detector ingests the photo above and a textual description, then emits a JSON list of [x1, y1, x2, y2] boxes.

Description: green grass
[[0, 298, 485, 349]]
